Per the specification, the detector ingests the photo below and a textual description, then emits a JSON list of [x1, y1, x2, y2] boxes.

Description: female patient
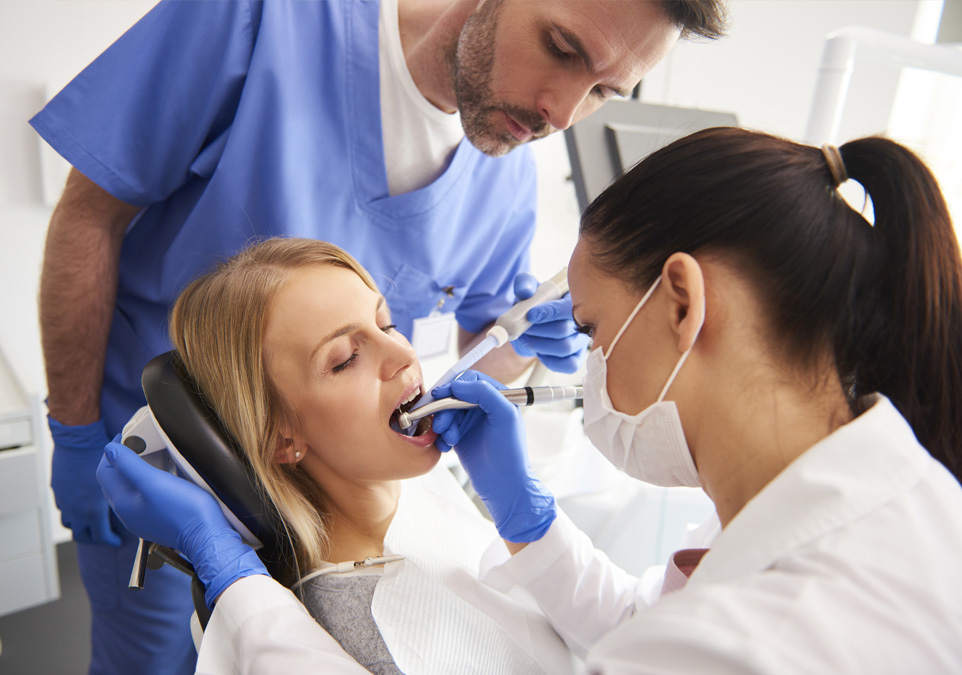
[[111, 238, 575, 674]]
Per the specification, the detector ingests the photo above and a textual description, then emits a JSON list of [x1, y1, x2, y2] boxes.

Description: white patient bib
[[372, 466, 576, 675]]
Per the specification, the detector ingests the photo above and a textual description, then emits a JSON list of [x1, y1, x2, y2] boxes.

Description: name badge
[[411, 312, 456, 359]]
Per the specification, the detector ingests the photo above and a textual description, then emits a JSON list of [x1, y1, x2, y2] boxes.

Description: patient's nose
[[380, 330, 417, 380]]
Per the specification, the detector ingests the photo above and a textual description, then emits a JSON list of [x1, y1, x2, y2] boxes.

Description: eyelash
[[545, 35, 571, 61], [574, 322, 594, 338], [331, 324, 397, 373]]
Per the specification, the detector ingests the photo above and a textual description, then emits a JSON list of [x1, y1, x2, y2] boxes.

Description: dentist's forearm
[[40, 169, 140, 424]]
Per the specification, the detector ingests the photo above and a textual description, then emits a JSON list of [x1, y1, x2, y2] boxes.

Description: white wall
[[528, 0, 958, 281], [0, 0, 954, 542], [0, 0, 156, 395], [0, 0, 155, 541]]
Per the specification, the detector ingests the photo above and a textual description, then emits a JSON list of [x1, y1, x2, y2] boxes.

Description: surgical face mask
[[582, 277, 704, 487]]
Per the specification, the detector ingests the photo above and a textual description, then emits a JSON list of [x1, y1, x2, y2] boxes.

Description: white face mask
[[582, 277, 704, 487]]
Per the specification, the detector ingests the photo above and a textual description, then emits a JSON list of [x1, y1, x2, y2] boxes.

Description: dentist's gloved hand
[[97, 437, 268, 609], [432, 371, 556, 543], [510, 272, 589, 374], [48, 417, 122, 546]]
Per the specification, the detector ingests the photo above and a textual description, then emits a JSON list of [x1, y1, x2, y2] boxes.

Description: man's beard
[[451, 0, 550, 157]]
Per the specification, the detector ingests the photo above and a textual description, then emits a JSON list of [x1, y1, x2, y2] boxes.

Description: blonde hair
[[169, 237, 379, 581]]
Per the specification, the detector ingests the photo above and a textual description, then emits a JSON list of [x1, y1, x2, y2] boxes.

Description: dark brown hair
[[658, 0, 729, 41], [580, 127, 962, 482]]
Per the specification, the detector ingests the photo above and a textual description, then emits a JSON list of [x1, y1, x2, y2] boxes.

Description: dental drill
[[403, 267, 570, 431], [397, 384, 583, 431]]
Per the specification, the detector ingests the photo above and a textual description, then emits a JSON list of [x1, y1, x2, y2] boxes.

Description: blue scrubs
[[31, 1, 536, 672]]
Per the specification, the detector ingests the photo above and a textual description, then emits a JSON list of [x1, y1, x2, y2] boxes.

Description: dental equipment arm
[[398, 384, 582, 430], [431, 371, 557, 543]]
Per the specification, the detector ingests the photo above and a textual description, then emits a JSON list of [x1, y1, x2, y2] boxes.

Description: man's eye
[[545, 36, 571, 60], [380, 324, 397, 334]]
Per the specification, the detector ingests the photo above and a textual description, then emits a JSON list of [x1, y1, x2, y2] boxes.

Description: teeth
[[392, 387, 422, 426]]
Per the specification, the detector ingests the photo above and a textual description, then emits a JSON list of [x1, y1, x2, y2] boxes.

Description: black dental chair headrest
[[142, 351, 296, 584]]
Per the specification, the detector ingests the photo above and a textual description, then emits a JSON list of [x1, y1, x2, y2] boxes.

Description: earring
[[294, 450, 302, 460]]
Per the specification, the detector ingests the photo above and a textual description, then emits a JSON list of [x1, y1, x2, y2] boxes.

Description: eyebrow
[[311, 296, 386, 360], [555, 24, 630, 98]]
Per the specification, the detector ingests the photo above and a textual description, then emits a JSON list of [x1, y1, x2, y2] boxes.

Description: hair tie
[[821, 143, 848, 187]]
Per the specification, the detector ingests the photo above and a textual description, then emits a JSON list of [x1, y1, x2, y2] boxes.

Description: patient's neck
[[324, 480, 401, 563]]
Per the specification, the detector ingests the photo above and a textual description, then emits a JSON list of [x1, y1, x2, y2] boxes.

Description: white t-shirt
[[379, 0, 465, 196]]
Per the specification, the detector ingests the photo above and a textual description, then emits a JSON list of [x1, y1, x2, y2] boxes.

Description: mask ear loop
[[656, 288, 706, 402], [603, 277, 662, 361]]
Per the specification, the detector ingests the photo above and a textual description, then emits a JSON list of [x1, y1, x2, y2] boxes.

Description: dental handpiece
[[405, 267, 570, 423], [397, 384, 582, 431]]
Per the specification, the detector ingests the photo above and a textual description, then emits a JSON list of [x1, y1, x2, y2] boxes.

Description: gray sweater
[[299, 574, 403, 674]]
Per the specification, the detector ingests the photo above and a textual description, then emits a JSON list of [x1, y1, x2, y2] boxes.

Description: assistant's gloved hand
[[432, 371, 556, 543], [509, 272, 589, 374], [48, 417, 122, 546], [97, 437, 267, 609]]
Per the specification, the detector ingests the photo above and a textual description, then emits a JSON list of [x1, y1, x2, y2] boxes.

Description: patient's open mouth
[[389, 388, 433, 437]]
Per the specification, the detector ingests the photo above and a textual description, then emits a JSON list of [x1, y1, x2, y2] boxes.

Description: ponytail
[[842, 138, 962, 482], [580, 127, 962, 483]]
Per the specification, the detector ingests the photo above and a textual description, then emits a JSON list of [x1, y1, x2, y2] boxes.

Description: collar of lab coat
[[689, 394, 931, 586]]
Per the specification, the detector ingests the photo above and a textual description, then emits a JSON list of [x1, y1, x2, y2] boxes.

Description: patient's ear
[[274, 434, 307, 465]]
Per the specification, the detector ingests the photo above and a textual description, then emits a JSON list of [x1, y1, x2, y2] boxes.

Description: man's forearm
[[40, 170, 140, 425]]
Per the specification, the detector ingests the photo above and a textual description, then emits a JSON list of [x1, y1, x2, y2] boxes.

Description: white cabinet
[[0, 396, 60, 617]]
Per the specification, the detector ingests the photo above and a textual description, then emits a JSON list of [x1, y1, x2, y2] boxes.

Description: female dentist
[[432, 127, 962, 673]]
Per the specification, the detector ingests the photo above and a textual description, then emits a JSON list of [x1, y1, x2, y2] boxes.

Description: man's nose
[[536, 85, 591, 131]]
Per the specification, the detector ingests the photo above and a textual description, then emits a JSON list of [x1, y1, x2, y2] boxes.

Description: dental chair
[[121, 350, 297, 635]]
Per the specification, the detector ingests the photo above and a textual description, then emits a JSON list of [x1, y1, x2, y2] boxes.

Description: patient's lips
[[395, 421, 438, 447]]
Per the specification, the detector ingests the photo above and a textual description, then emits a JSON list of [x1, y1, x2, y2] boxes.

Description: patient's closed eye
[[332, 351, 359, 373], [331, 325, 397, 373]]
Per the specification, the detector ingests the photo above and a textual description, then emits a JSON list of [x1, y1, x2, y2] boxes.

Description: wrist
[[201, 545, 269, 610], [504, 540, 530, 555], [489, 479, 557, 544], [48, 416, 109, 449], [45, 396, 102, 428]]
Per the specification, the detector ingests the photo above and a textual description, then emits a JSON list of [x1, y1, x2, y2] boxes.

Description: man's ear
[[661, 252, 706, 353]]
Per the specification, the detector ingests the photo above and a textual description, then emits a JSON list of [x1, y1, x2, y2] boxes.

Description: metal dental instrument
[[402, 267, 570, 435], [397, 384, 583, 431]]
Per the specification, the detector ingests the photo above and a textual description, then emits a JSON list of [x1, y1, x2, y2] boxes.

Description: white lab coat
[[196, 465, 577, 674], [482, 394, 962, 673], [196, 574, 369, 674]]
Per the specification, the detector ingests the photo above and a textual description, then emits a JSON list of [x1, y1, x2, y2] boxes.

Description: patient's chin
[[392, 444, 443, 482]]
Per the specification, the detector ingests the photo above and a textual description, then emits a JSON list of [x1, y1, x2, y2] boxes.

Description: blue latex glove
[[48, 417, 122, 546], [97, 437, 267, 609], [432, 371, 556, 543], [510, 272, 589, 374]]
